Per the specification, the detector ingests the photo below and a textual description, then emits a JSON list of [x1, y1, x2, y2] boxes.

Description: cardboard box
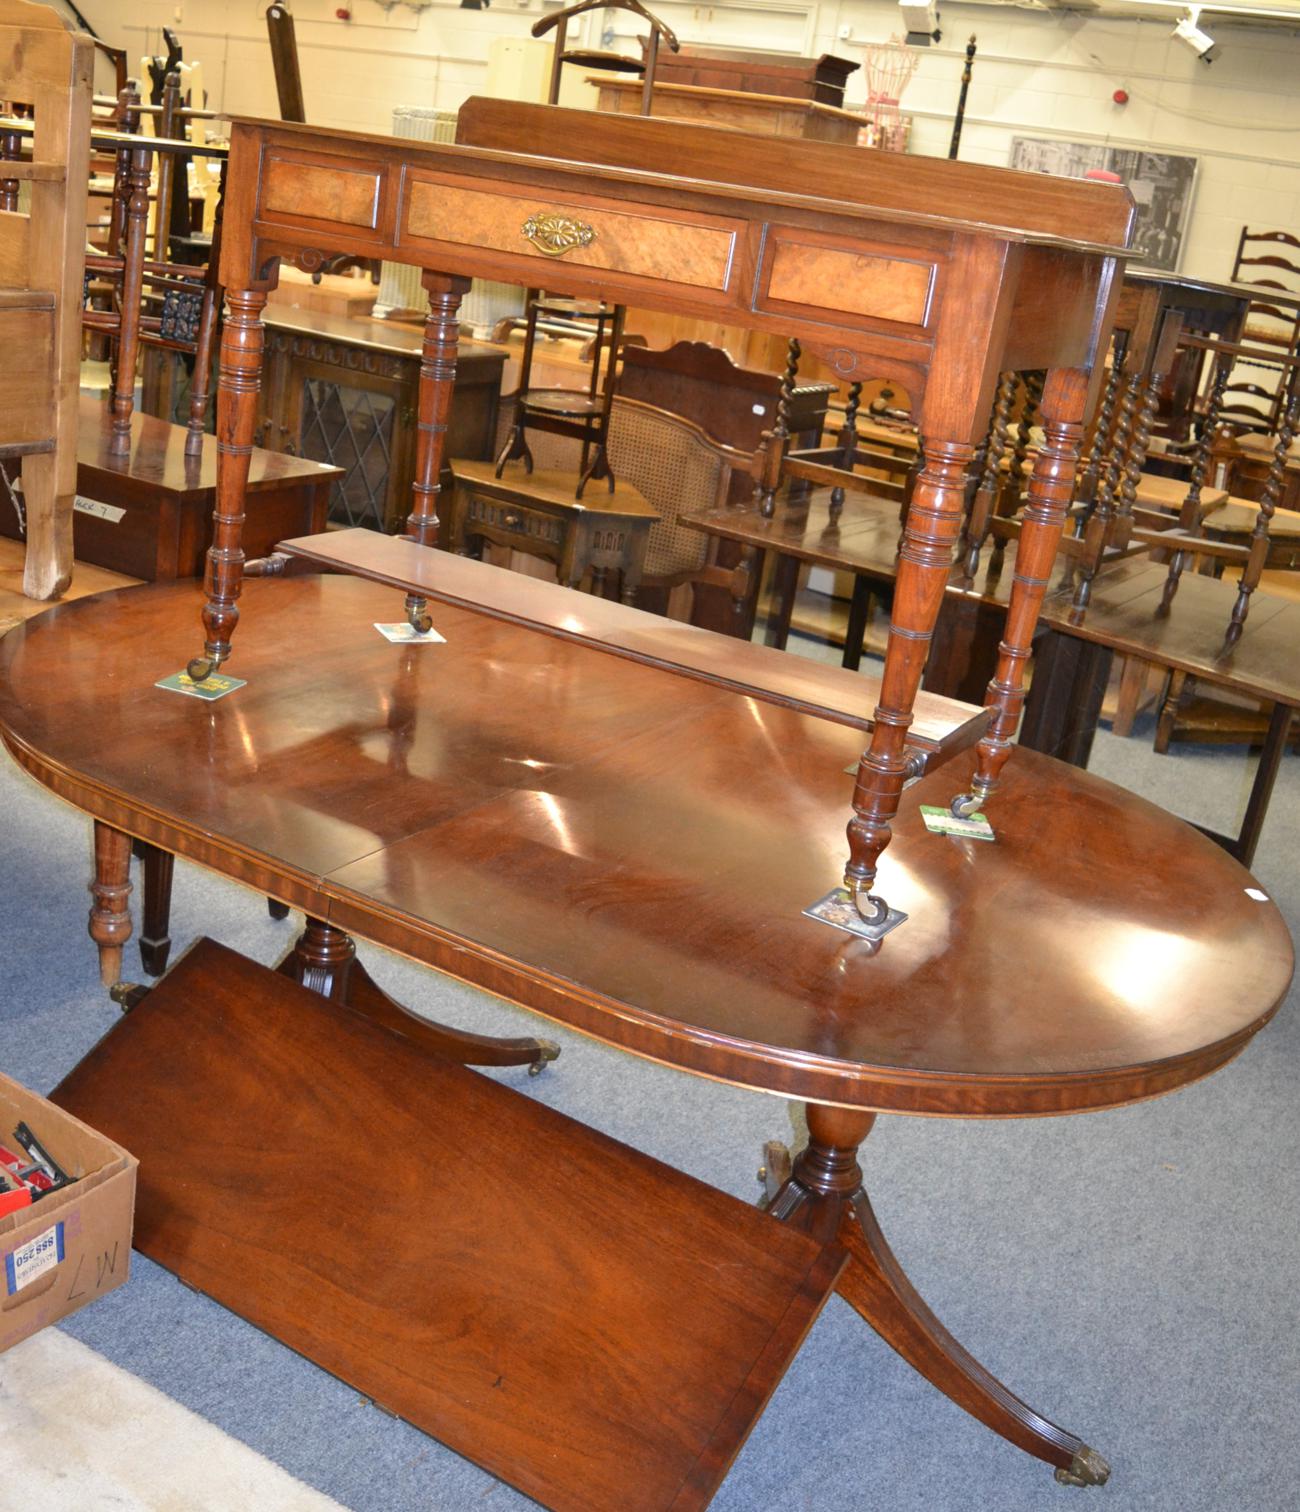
[[0, 1070, 137, 1355]]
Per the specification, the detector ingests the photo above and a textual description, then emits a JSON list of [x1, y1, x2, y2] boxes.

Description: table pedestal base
[[89, 827, 559, 1075], [279, 916, 561, 1074], [768, 1104, 1110, 1489]]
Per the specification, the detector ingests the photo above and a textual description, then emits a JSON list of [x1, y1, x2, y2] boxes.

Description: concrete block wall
[[83, 0, 1300, 284]]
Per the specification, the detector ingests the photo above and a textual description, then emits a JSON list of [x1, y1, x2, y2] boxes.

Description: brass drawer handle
[[521, 212, 596, 258], [503, 512, 522, 527]]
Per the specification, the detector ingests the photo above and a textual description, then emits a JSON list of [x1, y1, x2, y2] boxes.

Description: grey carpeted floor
[[2, 670, 1297, 1511]]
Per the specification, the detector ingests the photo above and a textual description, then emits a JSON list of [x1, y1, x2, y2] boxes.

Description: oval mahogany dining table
[[0, 571, 1292, 1495]]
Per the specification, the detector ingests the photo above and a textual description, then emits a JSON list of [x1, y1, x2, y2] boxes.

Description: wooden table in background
[[1023, 560, 1300, 864], [0, 397, 340, 583], [447, 458, 659, 599]]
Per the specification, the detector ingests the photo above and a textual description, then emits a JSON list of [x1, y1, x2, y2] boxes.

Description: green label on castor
[[155, 670, 247, 701], [920, 805, 995, 841]]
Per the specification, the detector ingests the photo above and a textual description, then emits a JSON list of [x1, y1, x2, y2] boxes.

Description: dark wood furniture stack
[[964, 272, 1258, 611], [0, 101, 227, 458], [252, 306, 505, 532], [0, 0, 91, 603], [471, 343, 836, 622], [1, 568, 1292, 1508], [648, 44, 858, 106]]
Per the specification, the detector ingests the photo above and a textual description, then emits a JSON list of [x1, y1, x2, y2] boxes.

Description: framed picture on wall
[[1009, 137, 1198, 272]]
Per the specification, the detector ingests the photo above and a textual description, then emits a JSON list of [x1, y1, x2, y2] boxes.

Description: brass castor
[[527, 1040, 562, 1077], [405, 596, 434, 635], [186, 655, 216, 683], [1054, 1446, 1111, 1488], [950, 792, 983, 820], [757, 1139, 792, 1210], [109, 981, 150, 1014], [848, 882, 889, 927]]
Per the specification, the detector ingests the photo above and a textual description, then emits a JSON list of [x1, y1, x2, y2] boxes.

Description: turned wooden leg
[[1074, 334, 1126, 512], [108, 144, 152, 455], [1228, 386, 1300, 642], [89, 822, 133, 987], [403, 271, 471, 635], [844, 433, 974, 916], [756, 339, 800, 517], [768, 1104, 1109, 1487], [829, 379, 864, 519], [135, 841, 175, 977], [279, 918, 560, 1073], [963, 370, 1017, 579], [952, 367, 1087, 818], [185, 162, 226, 456], [1073, 366, 1139, 611], [189, 285, 269, 681]]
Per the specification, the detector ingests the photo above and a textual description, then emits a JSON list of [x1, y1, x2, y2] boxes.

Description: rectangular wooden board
[[53, 940, 843, 1512]]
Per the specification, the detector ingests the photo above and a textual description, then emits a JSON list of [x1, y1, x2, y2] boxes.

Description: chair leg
[[19, 452, 72, 602], [1153, 670, 1189, 754]]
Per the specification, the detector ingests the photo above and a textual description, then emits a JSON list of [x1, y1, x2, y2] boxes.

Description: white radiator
[[373, 107, 525, 338]]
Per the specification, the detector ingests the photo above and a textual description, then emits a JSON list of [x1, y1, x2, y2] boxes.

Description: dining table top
[[1, 571, 1290, 1118]]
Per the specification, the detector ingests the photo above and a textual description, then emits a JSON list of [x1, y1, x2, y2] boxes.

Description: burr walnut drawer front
[[755, 226, 941, 336], [402, 174, 742, 294]]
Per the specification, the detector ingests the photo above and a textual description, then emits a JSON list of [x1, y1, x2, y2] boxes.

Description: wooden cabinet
[[253, 307, 506, 533], [650, 45, 859, 107]]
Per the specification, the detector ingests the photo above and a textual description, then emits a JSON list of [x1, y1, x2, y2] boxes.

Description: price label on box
[[4, 1221, 64, 1295]]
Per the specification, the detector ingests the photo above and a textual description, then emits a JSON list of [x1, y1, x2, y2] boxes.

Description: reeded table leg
[[89, 821, 133, 987], [951, 367, 1087, 819], [769, 1104, 1109, 1488], [280, 918, 560, 1074], [136, 841, 175, 977], [189, 285, 269, 681]]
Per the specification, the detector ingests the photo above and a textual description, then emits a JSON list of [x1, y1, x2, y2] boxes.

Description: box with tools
[[0, 1069, 137, 1355]]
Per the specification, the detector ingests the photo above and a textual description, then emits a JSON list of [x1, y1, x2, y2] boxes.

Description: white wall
[[79, 0, 1300, 283]]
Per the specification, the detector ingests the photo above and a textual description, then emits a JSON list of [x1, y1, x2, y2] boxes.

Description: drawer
[[256, 147, 393, 246], [465, 495, 564, 548], [403, 172, 741, 294], [756, 225, 940, 336]]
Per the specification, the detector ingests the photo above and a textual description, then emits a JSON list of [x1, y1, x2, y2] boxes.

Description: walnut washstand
[[189, 99, 1135, 929]]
